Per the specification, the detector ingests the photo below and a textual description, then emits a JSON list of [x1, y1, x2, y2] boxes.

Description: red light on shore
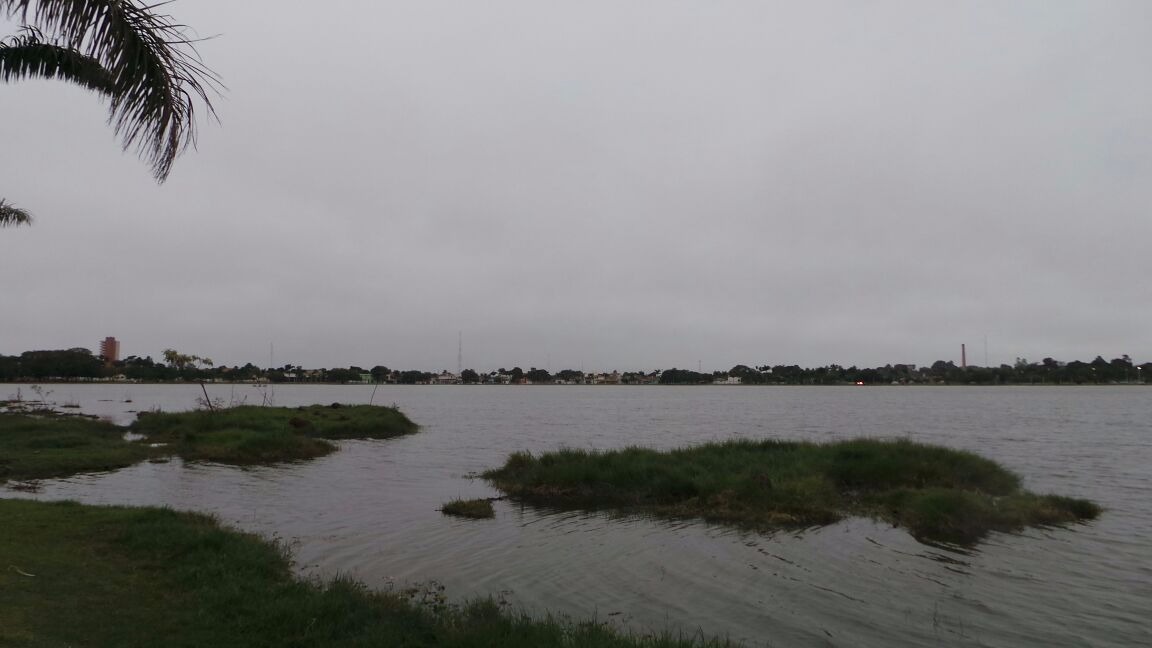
[[855, 381, 865, 386]]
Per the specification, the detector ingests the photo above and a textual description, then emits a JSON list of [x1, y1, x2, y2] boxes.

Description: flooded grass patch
[[0, 499, 736, 647], [0, 412, 153, 482], [482, 438, 1101, 544], [130, 404, 419, 465], [1, 405, 420, 480], [441, 498, 496, 519]]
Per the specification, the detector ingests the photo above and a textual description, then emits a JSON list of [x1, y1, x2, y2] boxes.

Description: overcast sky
[[3, 0, 1151, 372]]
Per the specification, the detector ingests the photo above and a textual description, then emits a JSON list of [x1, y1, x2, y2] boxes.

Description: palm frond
[[0, 29, 115, 93], [0, 199, 33, 227], [1, 0, 221, 182]]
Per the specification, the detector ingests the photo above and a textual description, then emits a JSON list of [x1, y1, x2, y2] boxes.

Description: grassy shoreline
[[0, 413, 153, 483], [0, 499, 735, 647], [483, 438, 1101, 544], [0, 404, 419, 483]]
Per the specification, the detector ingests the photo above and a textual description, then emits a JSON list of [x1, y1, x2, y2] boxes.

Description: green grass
[[482, 438, 1102, 544], [1, 405, 420, 481], [441, 498, 496, 519], [130, 404, 419, 465], [0, 412, 153, 482], [0, 499, 736, 647]]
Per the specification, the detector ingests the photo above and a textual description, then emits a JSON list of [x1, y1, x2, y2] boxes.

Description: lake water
[[2, 383, 1149, 647]]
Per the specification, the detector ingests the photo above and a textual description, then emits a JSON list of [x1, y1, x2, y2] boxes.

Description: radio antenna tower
[[457, 331, 463, 374]]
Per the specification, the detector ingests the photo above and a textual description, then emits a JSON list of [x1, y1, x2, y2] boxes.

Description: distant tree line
[[662, 356, 1148, 385], [0, 348, 1147, 386]]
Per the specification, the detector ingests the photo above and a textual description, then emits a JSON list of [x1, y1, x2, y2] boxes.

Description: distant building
[[99, 336, 120, 364], [588, 371, 621, 385], [435, 371, 460, 385]]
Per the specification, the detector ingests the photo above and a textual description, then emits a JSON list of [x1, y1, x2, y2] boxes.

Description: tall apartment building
[[99, 336, 120, 363]]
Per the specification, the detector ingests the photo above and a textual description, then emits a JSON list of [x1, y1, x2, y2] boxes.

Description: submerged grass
[[441, 498, 496, 519], [0, 499, 735, 647], [0, 404, 420, 481], [482, 438, 1101, 544]]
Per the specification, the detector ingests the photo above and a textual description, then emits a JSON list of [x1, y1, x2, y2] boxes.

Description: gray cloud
[[3, 1, 1151, 371]]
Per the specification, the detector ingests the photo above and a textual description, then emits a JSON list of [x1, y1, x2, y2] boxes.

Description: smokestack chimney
[[961, 343, 967, 369]]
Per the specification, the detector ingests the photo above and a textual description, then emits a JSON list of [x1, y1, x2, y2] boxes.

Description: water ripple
[[2, 383, 1149, 647]]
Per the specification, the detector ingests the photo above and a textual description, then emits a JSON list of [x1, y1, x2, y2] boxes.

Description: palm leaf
[[1, 0, 220, 182], [0, 29, 115, 93], [0, 199, 33, 227]]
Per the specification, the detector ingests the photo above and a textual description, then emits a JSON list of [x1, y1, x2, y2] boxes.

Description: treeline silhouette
[[0, 348, 1146, 386], [661, 355, 1145, 385]]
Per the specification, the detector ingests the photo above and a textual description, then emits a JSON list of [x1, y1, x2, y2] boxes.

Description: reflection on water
[[3, 384, 1151, 647]]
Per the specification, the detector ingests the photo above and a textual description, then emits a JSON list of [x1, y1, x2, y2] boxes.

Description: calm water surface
[[2, 384, 1149, 647]]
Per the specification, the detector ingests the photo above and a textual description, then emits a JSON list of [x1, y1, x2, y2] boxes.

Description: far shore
[[3, 379, 1146, 386]]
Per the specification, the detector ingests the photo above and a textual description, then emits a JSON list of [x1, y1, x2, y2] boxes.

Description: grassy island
[[0, 499, 734, 647], [0, 404, 419, 483], [131, 404, 419, 465], [441, 497, 496, 519], [482, 439, 1101, 544]]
